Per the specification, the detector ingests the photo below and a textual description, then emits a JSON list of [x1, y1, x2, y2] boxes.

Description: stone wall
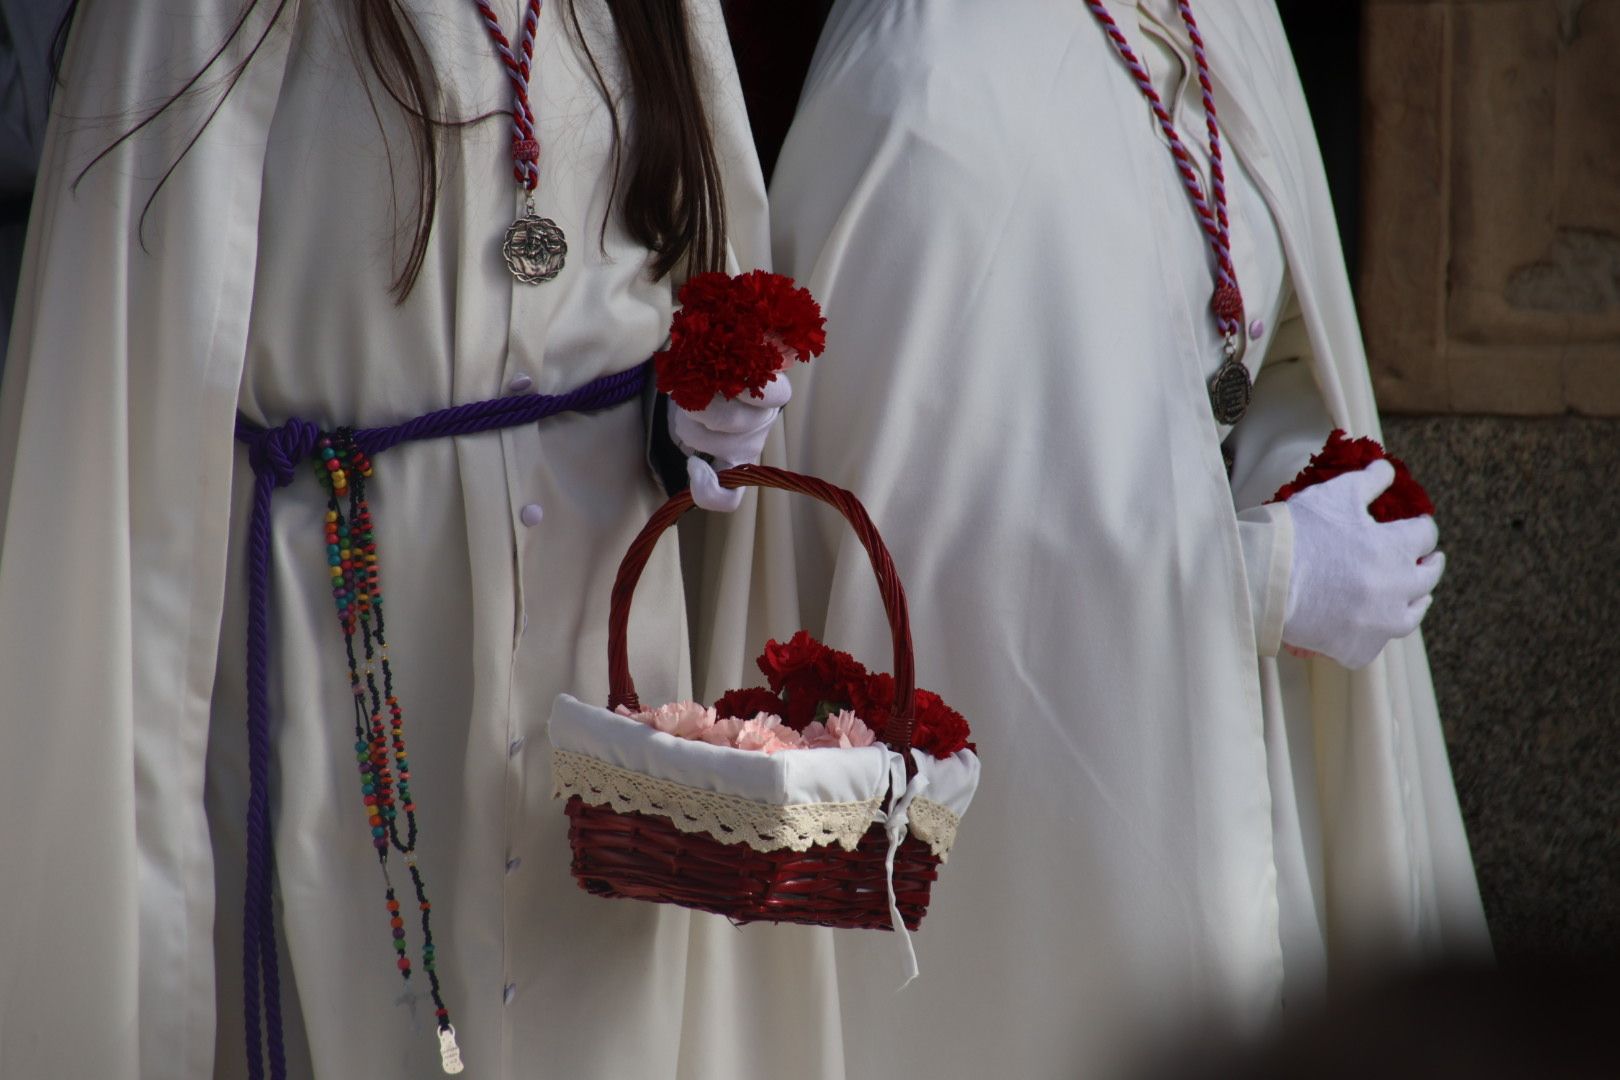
[[1383, 415, 1620, 960], [1359, 2, 1620, 961], [1362, 0, 1620, 414]]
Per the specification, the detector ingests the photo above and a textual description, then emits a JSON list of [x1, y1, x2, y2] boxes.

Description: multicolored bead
[[318, 429, 453, 1045]]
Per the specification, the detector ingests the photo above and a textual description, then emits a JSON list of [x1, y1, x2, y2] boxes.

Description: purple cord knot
[[227, 360, 649, 1080], [241, 417, 322, 488]]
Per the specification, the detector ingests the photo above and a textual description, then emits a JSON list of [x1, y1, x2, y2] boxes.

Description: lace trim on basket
[[552, 749, 883, 853], [907, 796, 961, 861]]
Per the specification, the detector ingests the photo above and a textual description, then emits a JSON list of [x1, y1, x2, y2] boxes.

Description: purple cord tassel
[[233, 362, 647, 1078]]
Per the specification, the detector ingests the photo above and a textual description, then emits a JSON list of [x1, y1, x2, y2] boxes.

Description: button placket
[[494, 418, 537, 1050]]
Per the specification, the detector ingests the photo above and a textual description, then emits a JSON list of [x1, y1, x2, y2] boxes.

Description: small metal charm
[[1209, 356, 1253, 425], [437, 1024, 465, 1075], [502, 210, 567, 285]]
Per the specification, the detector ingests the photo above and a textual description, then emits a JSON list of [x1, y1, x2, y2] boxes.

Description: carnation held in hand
[[653, 270, 827, 411], [1269, 432, 1444, 668], [1268, 429, 1434, 522]]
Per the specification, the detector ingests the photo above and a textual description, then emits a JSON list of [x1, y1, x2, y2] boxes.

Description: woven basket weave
[[564, 464, 942, 930]]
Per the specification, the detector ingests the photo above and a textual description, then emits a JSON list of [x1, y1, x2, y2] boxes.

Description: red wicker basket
[[563, 464, 943, 931]]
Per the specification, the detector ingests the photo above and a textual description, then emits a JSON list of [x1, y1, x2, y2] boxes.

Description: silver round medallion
[[502, 213, 567, 285], [1209, 358, 1253, 425]]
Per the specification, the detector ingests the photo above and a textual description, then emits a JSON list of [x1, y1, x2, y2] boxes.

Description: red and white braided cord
[[1084, 0, 1241, 334], [471, 0, 544, 191]]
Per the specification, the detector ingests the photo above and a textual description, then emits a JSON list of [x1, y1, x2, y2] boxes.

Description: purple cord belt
[[233, 360, 649, 1080]]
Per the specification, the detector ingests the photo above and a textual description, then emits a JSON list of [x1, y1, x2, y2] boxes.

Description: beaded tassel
[[318, 430, 463, 1075]]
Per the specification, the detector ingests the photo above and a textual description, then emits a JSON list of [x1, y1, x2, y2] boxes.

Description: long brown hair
[[57, 0, 729, 300]]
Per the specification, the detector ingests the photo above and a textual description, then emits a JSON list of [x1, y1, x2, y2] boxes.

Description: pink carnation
[[700, 716, 746, 747], [624, 700, 718, 740], [639, 703, 684, 736], [766, 728, 807, 753], [735, 714, 790, 752], [733, 714, 808, 753], [668, 701, 718, 739], [804, 710, 877, 749]]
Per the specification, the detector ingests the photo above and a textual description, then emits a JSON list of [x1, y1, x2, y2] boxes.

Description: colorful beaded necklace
[[319, 431, 464, 1074], [473, 0, 568, 284], [1084, 0, 1252, 424]]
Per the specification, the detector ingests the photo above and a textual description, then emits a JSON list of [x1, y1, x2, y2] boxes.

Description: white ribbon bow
[[874, 752, 931, 989]]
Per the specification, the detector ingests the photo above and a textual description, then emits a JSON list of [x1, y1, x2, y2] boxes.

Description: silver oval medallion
[[1209, 358, 1253, 425], [502, 213, 567, 285]]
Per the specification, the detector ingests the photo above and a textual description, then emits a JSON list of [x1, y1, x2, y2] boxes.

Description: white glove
[[668, 374, 792, 512], [1282, 459, 1446, 670]]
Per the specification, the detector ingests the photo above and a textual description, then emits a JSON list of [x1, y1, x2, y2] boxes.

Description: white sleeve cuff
[[1236, 501, 1294, 658]]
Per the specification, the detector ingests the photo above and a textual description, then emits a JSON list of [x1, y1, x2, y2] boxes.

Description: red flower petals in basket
[[652, 270, 827, 410], [753, 630, 973, 758], [546, 467, 980, 965], [713, 686, 790, 723], [1268, 429, 1434, 522]]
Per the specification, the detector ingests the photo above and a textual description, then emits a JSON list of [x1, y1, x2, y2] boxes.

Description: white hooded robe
[[0, 2, 842, 1077], [767, 1, 1489, 1075]]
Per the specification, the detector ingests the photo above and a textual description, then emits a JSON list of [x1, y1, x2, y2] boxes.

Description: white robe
[[0, 2, 840, 1077], [769, 1, 1489, 1076]]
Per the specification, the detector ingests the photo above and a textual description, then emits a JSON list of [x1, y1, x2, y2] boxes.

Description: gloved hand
[[668, 373, 792, 512], [1282, 459, 1446, 670]]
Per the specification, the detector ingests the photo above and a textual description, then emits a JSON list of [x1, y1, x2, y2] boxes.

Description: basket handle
[[606, 464, 917, 755]]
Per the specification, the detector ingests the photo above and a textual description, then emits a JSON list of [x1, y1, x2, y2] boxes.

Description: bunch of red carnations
[[652, 270, 827, 410], [1268, 429, 1434, 520]]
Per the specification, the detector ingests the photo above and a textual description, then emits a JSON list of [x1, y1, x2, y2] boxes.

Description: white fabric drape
[[765, 1, 1489, 1076]]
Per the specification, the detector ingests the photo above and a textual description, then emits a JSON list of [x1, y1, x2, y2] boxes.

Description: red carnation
[[713, 687, 789, 722], [781, 692, 824, 733], [757, 630, 828, 694], [672, 272, 738, 312], [813, 643, 871, 704], [851, 670, 895, 715], [1269, 429, 1434, 522], [653, 270, 827, 411], [846, 671, 895, 743], [908, 689, 973, 759], [736, 632, 974, 757], [737, 269, 827, 361]]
